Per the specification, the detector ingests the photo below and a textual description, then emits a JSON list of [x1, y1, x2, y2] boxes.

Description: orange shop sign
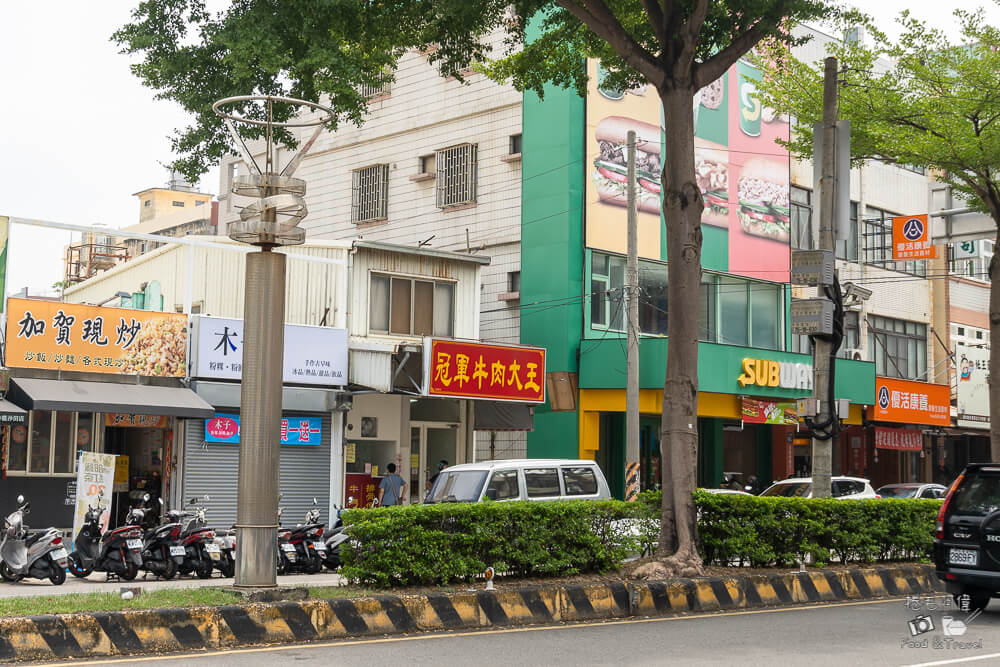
[[892, 214, 936, 260], [872, 376, 950, 427], [5, 298, 188, 377], [424, 339, 546, 403]]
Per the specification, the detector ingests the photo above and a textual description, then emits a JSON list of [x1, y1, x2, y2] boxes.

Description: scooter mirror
[[313, 497, 318, 505], [16, 495, 24, 505], [143, 493, 151, 502], [158, 498, 164, 506], [204, 494, 210, 502]]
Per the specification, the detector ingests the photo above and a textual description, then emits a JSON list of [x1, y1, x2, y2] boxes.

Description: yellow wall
[[136, 188, 212, 223], [576, 388, 864, 459]]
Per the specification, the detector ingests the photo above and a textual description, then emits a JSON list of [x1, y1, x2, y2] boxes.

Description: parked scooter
[[287, 498, 325, 574], [0, 495, 69, 585], [173, 496, 218, 579], [322, 499, 350, 571], [276, 505, 297, 575], [68, 491, 144, 581], [128, 495, 185, 580]]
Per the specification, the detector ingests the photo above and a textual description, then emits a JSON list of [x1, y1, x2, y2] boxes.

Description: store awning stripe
[[9, 378, 215, 418]]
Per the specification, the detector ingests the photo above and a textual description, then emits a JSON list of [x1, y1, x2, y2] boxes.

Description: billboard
[[956, 342, 989, 429], [205, 413, 323, 445], [873, 376, 950, 427], [5, 298, 188, 377], [423, 339, 546, 403], [585, 58, 790, 281]]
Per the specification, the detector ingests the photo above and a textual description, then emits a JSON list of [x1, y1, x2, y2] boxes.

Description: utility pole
[[811, 56, 838, 499], [625, 129, 640, 501]]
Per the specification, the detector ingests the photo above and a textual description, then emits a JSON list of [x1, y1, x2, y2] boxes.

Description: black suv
[[933, 463, 1000, 610]]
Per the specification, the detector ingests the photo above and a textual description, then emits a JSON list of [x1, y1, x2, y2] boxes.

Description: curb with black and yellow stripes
[[0, 564, 942, 662]]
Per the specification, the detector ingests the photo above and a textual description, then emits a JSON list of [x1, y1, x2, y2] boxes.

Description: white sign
[[956, 342, 990, 429], [72, 452, 116, 543], [954, 240, 980, 260], [190, 316, 348, 386]]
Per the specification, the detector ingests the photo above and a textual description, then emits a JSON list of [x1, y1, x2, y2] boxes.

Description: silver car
[[760, 476, 878, 500], [876, 483, 947, 499]]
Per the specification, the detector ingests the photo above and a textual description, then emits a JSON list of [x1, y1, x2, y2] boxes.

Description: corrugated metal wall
[[181, 411, 332, 530]]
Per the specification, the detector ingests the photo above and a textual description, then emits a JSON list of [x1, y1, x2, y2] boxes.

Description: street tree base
[[629, 547, 704, 580]]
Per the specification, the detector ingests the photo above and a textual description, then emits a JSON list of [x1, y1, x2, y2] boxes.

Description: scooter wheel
[[196, 560, 213, 579], [0, 562, 17, 582], [68, 554, 93, 579], [218, 559, 235, 579], [120, 562, 138, 581], [49, 560, 66, 585], [161, 558, 178, 581], [276, 556, 287, 576]]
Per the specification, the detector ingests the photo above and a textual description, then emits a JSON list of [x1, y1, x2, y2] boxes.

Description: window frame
[[867, 315, 928, 380], [367, 271, 456, 338], [351, 163, 390, 224], [435, 143, 478, 208], [862, 206, 927, 276], [790, 186, 813, 250], [6, 411, 97, 477], [524, 467, 563, 499]]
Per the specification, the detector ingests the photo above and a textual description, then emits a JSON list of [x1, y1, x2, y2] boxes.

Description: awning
[[474, 401, 534, 432], [0, 399, 27, 423], [8, 378, 215, 419]]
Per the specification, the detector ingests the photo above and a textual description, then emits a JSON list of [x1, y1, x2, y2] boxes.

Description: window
[[948, 240, 993, 282], [791, 332, 811, 354], [957, 326, 966, 337], [868, 315, 927, 380], [486, 469, 519, 500], [195, 200, 205, 206], [524, 468, 561, 497], [700, 274, 717, 344], [863, 206, 927, 276], [369, 273, 454, 337], [562, 467, 598, 495], [143, 200, 151, 208], [172, 201, 184, 207], [977, 331, 984, 340], [509, 134, 522, 155], [419, 154, 435, 175], [508, 271, 520, 293], [718, 277, 749, 346], [351, 164, 389, 223], [836, 202, 859, 261], [790, 186, 813, 250], [900, 164, 926, 175], [832, 480, 866, 497], [590, 253, 669, 335], [359, 73, 391, 99], [436, 144, 477, 207], [8, 411, 93, 476], [837, 311, 861, 358]]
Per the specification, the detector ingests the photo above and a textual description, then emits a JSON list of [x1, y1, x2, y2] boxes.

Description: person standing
[[378, 463, 407, 506]]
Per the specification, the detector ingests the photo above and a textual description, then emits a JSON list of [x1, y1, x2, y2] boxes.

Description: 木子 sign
[[872, 376, 950, 427], [204, 413, 323, 445], [892, 214, 936, 260], [190, 315, 347, 386], [424, 339, 546, 403], [5, 298, 188, 377]]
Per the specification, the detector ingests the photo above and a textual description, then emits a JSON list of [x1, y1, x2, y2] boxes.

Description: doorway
[[103, 425, 167, 526], [409, 422, 459, 503]]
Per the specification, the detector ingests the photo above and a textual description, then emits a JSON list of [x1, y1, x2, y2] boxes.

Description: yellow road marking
[[30, 597, 903, 666]]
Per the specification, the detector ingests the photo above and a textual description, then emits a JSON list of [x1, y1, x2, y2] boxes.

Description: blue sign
[[205, 413, 322, 446]]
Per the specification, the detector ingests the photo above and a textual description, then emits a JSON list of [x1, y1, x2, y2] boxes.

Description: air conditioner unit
[[842, 348, 863, 361]]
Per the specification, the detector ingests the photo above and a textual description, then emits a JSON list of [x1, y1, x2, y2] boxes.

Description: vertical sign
[[73, 452, 117, 542], [0, 216, 8, 314], [892, 214, 935, 260], [956, 342, 990, 428]]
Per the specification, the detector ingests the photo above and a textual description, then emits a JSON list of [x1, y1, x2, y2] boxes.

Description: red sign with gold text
[[425, 339, 546, 403]]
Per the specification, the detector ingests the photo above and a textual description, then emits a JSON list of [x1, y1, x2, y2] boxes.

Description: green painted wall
[[520, 77, 585, 455], [577, 338, 875, 404]]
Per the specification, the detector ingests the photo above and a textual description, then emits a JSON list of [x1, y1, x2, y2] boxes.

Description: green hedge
[[339, 500, 646, 587], [644, 490, 939, 567], [339, 493, 939, 587]]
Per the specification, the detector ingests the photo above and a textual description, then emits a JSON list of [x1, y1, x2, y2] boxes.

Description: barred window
[[351, 164, 389, 223], [436, 144, 478, 208], [358, 74, 391, 99]]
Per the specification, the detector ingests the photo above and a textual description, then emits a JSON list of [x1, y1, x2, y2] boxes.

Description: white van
[[424, 459, 612, 503]]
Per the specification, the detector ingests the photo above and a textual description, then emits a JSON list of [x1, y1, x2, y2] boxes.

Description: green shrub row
[[644, 490, 939, 567], [339, 492, 939, 587]]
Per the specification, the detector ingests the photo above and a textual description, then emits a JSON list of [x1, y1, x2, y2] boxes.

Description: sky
[[2, 1, 999, 296]]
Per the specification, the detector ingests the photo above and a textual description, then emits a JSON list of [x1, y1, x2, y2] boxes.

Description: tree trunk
[[650, 85, 704, 578], [991, 224, 1000, 461]]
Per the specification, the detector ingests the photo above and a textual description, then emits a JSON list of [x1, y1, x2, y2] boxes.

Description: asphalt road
[[0, 570, 344, 598], [32, 597, 1000, 667]]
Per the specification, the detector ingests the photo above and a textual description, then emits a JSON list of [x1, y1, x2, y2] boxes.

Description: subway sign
[[737, 358, 813, 391]]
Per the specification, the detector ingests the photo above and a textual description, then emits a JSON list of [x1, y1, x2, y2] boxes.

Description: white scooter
[[0, 495, 69, 585]]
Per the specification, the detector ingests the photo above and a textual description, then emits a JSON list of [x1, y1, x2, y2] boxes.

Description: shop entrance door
[[409, 422, 458, 503]]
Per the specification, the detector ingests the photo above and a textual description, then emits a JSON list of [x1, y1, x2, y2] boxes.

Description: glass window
[[718, 277, 748, 346], [790, 186, 812, 250], [639, 261, 668, 335], [952, 474, 1000, 517], [29, 410, 52, 474], [863, 207, 927, 276], [608, 257, 625, 331], [761, 482, 811, 497], [428, 470, 488, 503], [389, 278, 412, 334], [370, 275, 389, 332], [836, 202, 859, 261], [7, 424, 27, 472], [52, 411, 75, 474], [699, 274, 717, 343], [77, 413, 93, 459], [837, 312, 860, 358], [750, 283, 781, 350], [868, 315, 927, 379], [486, 469, 519, 500], [413, 281, 434, 336], [524, 468, 561, 497], [433, 283, 454, 337], [562, 467, 598, 495], [832, 480, 864, 497]]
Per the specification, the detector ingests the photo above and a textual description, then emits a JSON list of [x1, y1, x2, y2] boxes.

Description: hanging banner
[[423, 339, 546, 403], [892, 214, 936, 260], [956, 342, 989, 429], [73, 452, 116, 542], [874, 427, 922, 451], [872, 376, 950, 426], [114, 456, 130, 493], [740, 397, 798, 425], [105, 413, 169, 428], [4, 298, 188, 377], [205, 413, 323, 445]]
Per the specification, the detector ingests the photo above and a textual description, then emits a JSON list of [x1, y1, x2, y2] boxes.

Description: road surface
[[31, 596, 1000, 667]]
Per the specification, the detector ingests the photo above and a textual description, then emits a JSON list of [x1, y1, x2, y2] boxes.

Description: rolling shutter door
[[182, 411, 332, 530]]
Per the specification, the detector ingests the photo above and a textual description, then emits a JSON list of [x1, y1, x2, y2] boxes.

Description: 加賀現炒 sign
[[424, 339, 546, 403], [205, 413, 323, 445], [190, 315, 347, 386]]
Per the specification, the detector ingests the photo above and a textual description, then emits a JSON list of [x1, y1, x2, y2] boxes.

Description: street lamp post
[[212, 96, 333, 588]]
